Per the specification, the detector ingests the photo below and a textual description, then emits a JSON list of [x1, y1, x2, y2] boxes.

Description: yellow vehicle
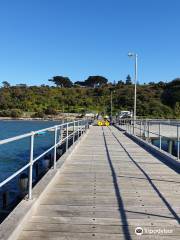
[[105, 120, 110, 126], [98, 120, 103, 126], [97, 120, 110, 126]]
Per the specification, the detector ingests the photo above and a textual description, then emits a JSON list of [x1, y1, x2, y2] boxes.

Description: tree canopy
[[125, 75, 132, 85], [49, 76, 72, 87], [161, 78, 180, 107], [85, 76, 108, 88]]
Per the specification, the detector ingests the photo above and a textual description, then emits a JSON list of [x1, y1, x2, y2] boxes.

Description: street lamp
[[128, 52, 138, 123], [110, 88, 115, 122], [110, 90, 113, 120]]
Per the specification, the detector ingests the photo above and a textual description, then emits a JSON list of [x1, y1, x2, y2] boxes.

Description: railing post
[[66, 123, 69, 151], [133, 119, 135, 134], [177, 125, 179, 160], [81, 121, 83, 135], [147, 121, 150, 141], [78, 121, 79, 138], [140, 121, 142, 138], [73, 121, 75, 144], [84, 120, 86, 132], [134, 120, 136, 136], [28, 131, 34, 200], [143, 120, 146, 137], [53, 126, 58, 169], [159, 123, 161, 150]]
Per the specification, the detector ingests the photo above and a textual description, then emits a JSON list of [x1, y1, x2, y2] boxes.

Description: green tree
[[117, 80, 124, 85], [161, 78, 180, 107], [48, 76, 72, 88], [125, 75, 132, 85], [85, 76, 108, 88], [174, 102, 180, 117], [2, 81, 10, 88]]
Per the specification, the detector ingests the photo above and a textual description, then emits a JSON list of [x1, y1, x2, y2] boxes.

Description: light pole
[[110, 88, 115, 122], [128, 52, 138, 123], [110, 90, 113, 120]]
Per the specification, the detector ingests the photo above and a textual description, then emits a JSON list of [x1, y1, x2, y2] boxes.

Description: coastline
[[0, 115, 85, 121]]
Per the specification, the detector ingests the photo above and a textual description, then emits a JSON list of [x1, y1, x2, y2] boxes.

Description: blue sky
[[0, 0, 180, 85]]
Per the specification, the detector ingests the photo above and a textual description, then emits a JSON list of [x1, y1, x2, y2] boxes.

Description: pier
[[0, 123, 180, 239]]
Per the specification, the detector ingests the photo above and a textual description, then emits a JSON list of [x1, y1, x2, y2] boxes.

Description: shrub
[[44, 107, 58, 115], [31, 111, 45, 118], [0, 109, 22, 118]]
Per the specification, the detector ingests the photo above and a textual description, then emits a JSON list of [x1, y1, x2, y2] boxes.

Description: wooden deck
[[18, 126, 180, 240]]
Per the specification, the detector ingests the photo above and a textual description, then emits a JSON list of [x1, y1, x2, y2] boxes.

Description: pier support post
[[2, 191, 8, 209], [19, 173, 28, 194], [168, 140, 174, 155], [35, 163, 39, 178]]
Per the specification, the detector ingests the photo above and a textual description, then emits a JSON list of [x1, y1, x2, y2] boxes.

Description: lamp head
[[128, 52, 134, 57]]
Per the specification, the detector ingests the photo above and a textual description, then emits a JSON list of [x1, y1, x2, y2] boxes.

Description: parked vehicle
[[119, 111, 132, 119]]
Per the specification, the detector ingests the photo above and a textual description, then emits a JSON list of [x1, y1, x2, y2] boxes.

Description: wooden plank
[[16, 126, 180, 240]]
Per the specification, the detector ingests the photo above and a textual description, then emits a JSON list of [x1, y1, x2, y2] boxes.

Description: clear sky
[[0, 0, 180, 85]]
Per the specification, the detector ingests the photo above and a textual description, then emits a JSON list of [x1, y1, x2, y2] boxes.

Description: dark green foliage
[[0, 109, 23, 118], [125, 75, 132, 85], [117, 80, 124, 85], [49, 76, 72, 87], [74, 81, 86, 87], [2, 81, 11, 88], [44, 106, 58, 115], [161, 78, 180, 107], [0, 78, 179, 118], [85, 76, 108, 88], [31, 111, 45, 118]]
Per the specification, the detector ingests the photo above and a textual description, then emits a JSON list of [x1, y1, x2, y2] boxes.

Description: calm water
[[0, 120, 62, 183]]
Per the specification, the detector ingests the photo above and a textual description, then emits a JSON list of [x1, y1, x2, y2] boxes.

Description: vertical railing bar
[[73, 121, 75, 144], [177, 125, 179, 161], [28, 131, 34, 200], [66, 122, 69, 151], [81, 120, 83, 135], [143, 120, 146, 138], [78, 121, 79, 138], [159, 122, 161, 150], [53, 126, 58, 169], [148, 121, 150, 142]]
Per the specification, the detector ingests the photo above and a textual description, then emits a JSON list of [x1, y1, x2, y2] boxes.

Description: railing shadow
[[115, 125, 180, 174], [118, 174, 180, 184], [102, 127, 132, 240], [110, 128, 180, 224]]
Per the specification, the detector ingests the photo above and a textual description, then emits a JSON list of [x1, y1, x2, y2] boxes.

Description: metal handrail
[[118, 118, 180, 160], [0, 119, 89, 200]]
